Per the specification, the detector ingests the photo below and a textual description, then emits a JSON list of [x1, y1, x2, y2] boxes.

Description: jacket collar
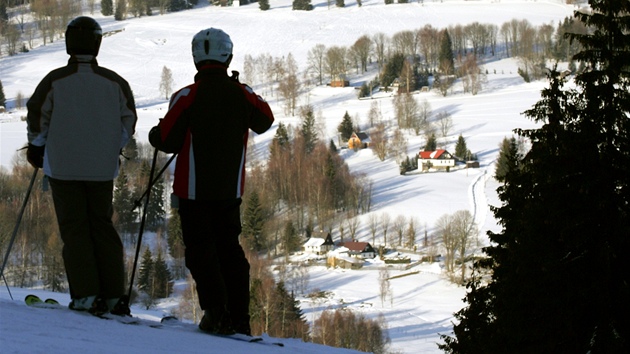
[[194, 64, 227, 81], [68, 55, 98, 65]]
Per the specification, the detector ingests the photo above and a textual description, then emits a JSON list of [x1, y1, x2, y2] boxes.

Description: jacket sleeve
[[119, 79, 138, 149], [149, 86, 194, 153], [26, 74, 54, 147], [240, 84, 274, 134]]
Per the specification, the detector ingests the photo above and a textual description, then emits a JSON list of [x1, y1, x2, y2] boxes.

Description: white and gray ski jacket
[[27, 55, 137, 181]]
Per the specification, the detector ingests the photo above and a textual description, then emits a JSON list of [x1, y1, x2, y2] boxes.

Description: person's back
[[28, 56, 135, 180], [26, 16, 137, 317], [149, 27, 274, 336]]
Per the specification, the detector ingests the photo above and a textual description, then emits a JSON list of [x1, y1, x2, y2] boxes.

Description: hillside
[[0, 1, 580, 353]]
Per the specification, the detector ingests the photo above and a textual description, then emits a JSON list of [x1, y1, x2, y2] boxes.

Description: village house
[[337, 241, 377, 259], [327, 254, 364, 270], [330, 74, 349, 87], [418, 149, 456, 171], [348, 132, 370, 150], [303, 231, 335, 255]]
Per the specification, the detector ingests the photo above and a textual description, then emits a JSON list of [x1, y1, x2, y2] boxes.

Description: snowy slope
[[0, 1, 580, 353], [0, 287, 361, 354]]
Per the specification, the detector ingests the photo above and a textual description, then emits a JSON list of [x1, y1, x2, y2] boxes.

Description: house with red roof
[[418, 149, 456, 171], [337, 241, 377, 259]]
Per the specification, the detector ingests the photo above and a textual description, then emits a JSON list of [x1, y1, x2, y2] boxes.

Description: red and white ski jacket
[[149, 64, 274, 201]]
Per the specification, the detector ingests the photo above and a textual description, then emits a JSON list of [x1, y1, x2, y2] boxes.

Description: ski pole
[[0, 168, 39, 296], [127, 148, 159, 298], [131, 153, 176, 211], [2, 273, 14, 300]]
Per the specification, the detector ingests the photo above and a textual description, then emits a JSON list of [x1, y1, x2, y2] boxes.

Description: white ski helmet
[[191, 28, 233, 65]]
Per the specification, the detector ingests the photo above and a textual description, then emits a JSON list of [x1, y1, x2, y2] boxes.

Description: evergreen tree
[[300, 106, 318, 153], [259, 0, 270, 10], [169, 0, 187, 12], [423, 133, 437, 151], [242, 190, 265, 251], [113, 168, 138, 234], [494, 136, 520, 182], [337, 111, 354, 141], [454, 134, 467, 160], [358, 82, 371, 98], [101, 0, 113, 16], [381, 52, 405, 89], [166, 209, 184, 258], [329, 139, 338, 153], [292, 0, 312, 10], [137, 248, 154, 296], [0, 80, 6, 108], [166, 209, 186, 279], [438, 29, 455, 75], [275, 282, 309, 340], [282, 220, 301, 258], [436, 29, 455, 96], [140, 159, 166, 231], [441, 2, 630, 352], [270, 122, 290, 154], [152, 250, 173, 298]]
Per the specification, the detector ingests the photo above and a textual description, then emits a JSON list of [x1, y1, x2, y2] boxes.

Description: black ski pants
[[178, 198, 250, 330], [48, 178, 125, 300]]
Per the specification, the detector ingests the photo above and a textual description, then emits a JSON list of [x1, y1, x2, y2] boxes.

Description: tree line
[[440, 2, 630, 352]]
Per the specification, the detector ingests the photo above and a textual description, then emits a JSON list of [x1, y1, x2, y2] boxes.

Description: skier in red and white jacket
[[149, 28, 274, 336]]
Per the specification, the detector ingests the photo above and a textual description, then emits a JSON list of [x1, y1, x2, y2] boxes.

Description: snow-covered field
[[0, 0, 581, 353]]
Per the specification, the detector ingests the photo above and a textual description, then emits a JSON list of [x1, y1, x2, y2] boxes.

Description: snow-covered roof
[[419, 149, 451, 160], [304, 237, 326, 247]]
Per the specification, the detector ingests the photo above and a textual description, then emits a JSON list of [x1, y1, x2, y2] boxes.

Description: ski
[[24, 294, 161, 328], [161, 316, 284, 347], [24, 294, 64, 309]]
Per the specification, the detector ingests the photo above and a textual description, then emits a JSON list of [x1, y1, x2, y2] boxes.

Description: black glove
[[27, 144, 45, 169], [148, 125, 162, 148]]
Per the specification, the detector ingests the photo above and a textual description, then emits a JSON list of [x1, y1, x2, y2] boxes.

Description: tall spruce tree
[[152, 250, 173, 298], [137, 248, 154, 296], [113, 168, 138, 234], [423, 133, 437, 151], [494, 136, 520, 182], [139, 159, 166, 231], [275, 281, 309, 339], [454, 134, 467, 160], [300, 106, 318, 153], [337, 111, 354, 141], [242, 190, 265, 251], [441, 2, 630, 353]]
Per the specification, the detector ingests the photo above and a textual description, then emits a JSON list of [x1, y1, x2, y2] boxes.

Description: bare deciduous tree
[[368, 100, 382, 127], [307, 44, 327, 86], [372, 32, 389, 70], [159, 66, 174, 100], [380, 212, 391, 246], [370, 123, 388, 161], [350, 35, 372, 73], [437, 110, 453, 138], [393, 214, 406, 247], [378, 268, 392, 308], [389, 128, 408, 165]]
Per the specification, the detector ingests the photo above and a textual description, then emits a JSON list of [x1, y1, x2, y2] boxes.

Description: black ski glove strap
[[26, 144, 45, 169]]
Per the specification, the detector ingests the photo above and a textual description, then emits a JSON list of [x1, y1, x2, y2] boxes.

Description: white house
[[303, 232, 335, 255], [418, 149, 456, 171]]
